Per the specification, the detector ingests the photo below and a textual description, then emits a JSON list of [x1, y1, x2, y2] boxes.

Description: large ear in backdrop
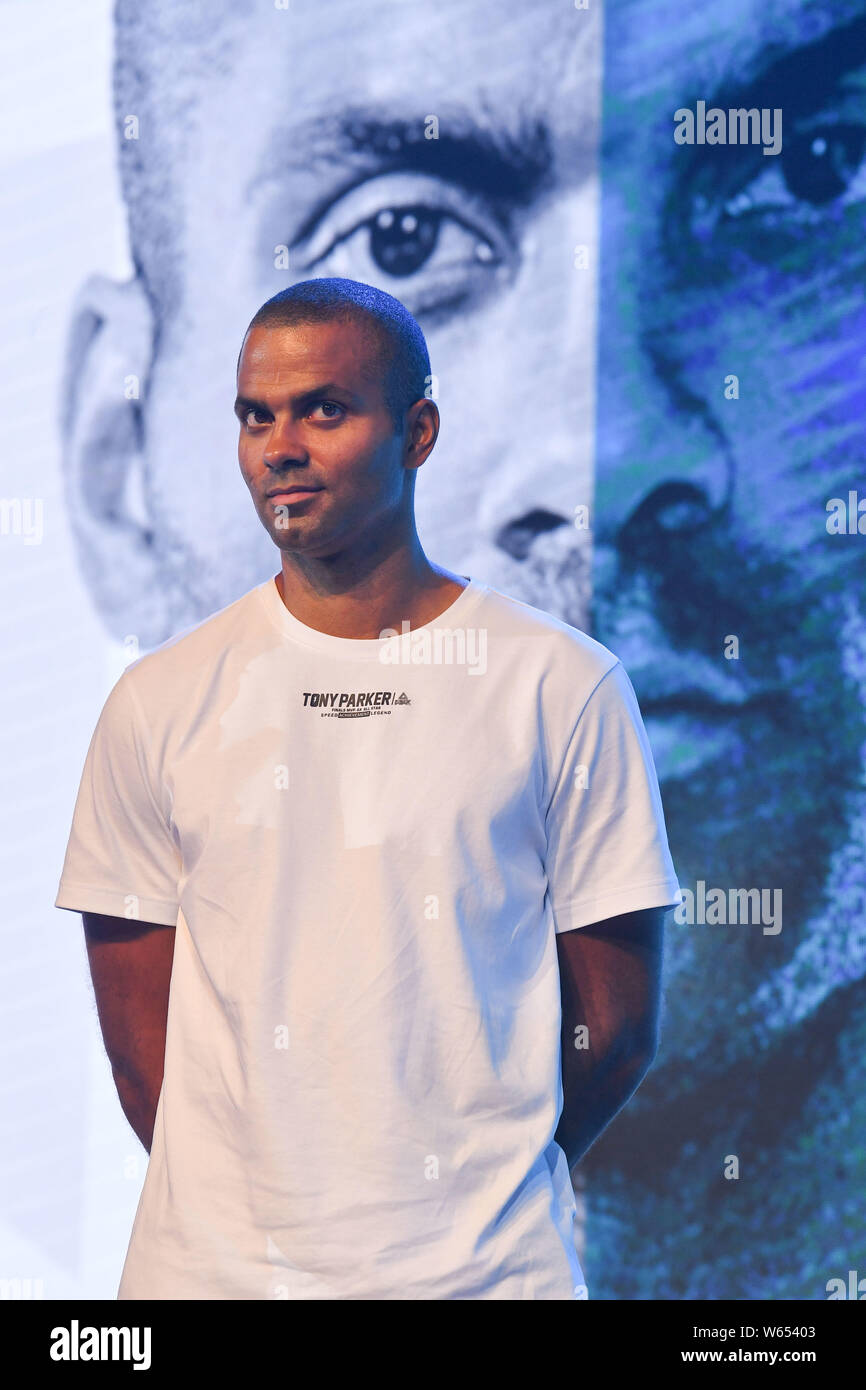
[[59, 272, 167, 647]]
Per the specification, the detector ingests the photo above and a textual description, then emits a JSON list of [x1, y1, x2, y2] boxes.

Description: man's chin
[[268, 528, 335, 556], [263, 513, 324, 546]]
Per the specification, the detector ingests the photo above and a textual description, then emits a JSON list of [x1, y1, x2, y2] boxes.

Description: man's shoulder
[[478, 581, 621, 683], [121, 580, 268, 697]]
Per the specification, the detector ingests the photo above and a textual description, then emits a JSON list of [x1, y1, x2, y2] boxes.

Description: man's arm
[[554, 905, 665, 1175], [82, 911, 176, 1154]]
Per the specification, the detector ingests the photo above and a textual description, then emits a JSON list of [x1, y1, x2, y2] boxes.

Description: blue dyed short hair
[[239, 278, 431, 434]]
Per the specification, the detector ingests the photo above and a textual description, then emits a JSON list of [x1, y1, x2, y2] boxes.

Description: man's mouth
[[266, 485, 324, 498]]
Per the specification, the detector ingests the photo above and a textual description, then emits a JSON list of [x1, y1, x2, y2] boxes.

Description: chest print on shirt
[[301, 690, 412, 718]]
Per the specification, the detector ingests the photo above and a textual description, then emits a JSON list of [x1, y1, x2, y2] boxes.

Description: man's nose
[[469, 182, 600, 556], [263, 417, 308, 469], [593, 373, 735, 549], [592, 184, 735, 546]]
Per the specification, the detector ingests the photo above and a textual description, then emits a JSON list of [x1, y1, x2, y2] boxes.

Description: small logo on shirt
[[302, 691, 411, 718]]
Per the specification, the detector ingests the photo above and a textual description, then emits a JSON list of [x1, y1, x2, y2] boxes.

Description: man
[[55, 278, 681, 1300]]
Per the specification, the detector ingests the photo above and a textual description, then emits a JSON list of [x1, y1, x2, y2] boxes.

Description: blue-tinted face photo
[[586, 0, 866, 1295], [62, 0, 866, 1296]]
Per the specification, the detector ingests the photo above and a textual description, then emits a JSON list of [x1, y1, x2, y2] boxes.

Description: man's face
[[235, 320, 414, 563], [99, 0, 602, 629], [591, 0, 866, 1058]]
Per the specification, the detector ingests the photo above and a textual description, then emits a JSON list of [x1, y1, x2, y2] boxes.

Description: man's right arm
[[82, 911, 176, 1154]]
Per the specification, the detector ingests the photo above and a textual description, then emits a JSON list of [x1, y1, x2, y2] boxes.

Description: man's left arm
[[554, 904, 666, 1174]]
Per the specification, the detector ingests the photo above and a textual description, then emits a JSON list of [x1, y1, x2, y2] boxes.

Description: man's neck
[[274, 553, 469, 640]]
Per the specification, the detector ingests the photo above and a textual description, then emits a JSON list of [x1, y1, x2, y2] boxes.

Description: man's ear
[[59, 272, 165, 646]]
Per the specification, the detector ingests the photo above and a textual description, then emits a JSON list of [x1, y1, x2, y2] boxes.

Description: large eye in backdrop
[[681, 115, 866, 245], [291, 172, 515, 316], [721, 123, 866, 223]]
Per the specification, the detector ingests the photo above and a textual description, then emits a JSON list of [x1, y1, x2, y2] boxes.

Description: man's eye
[[685, 120, 866, 241], [243, 408, 270, 427], [781, 125, 866, 203], [722, 124, 866, 222], [292, 172, 512, 316], [241, 403, 343, 427], [308, 203, 500, 284]]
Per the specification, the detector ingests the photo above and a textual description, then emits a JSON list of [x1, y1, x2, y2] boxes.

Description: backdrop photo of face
[[5, 0, 864, 1299]]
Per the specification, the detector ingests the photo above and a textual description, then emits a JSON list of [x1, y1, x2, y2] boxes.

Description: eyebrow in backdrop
[[251, 107, 558, 235]]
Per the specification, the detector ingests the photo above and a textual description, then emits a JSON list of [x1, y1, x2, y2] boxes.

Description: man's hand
[[554, 905, 666, 1174], [82, 912, 177, 1153]]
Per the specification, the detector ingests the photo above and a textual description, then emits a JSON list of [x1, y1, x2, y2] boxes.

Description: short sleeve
[[544, 659, 682, 933], [54, 672, 181, 926]]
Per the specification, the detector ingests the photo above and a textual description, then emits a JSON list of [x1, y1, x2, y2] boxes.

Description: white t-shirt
[[55, 574, 681, 1300]]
